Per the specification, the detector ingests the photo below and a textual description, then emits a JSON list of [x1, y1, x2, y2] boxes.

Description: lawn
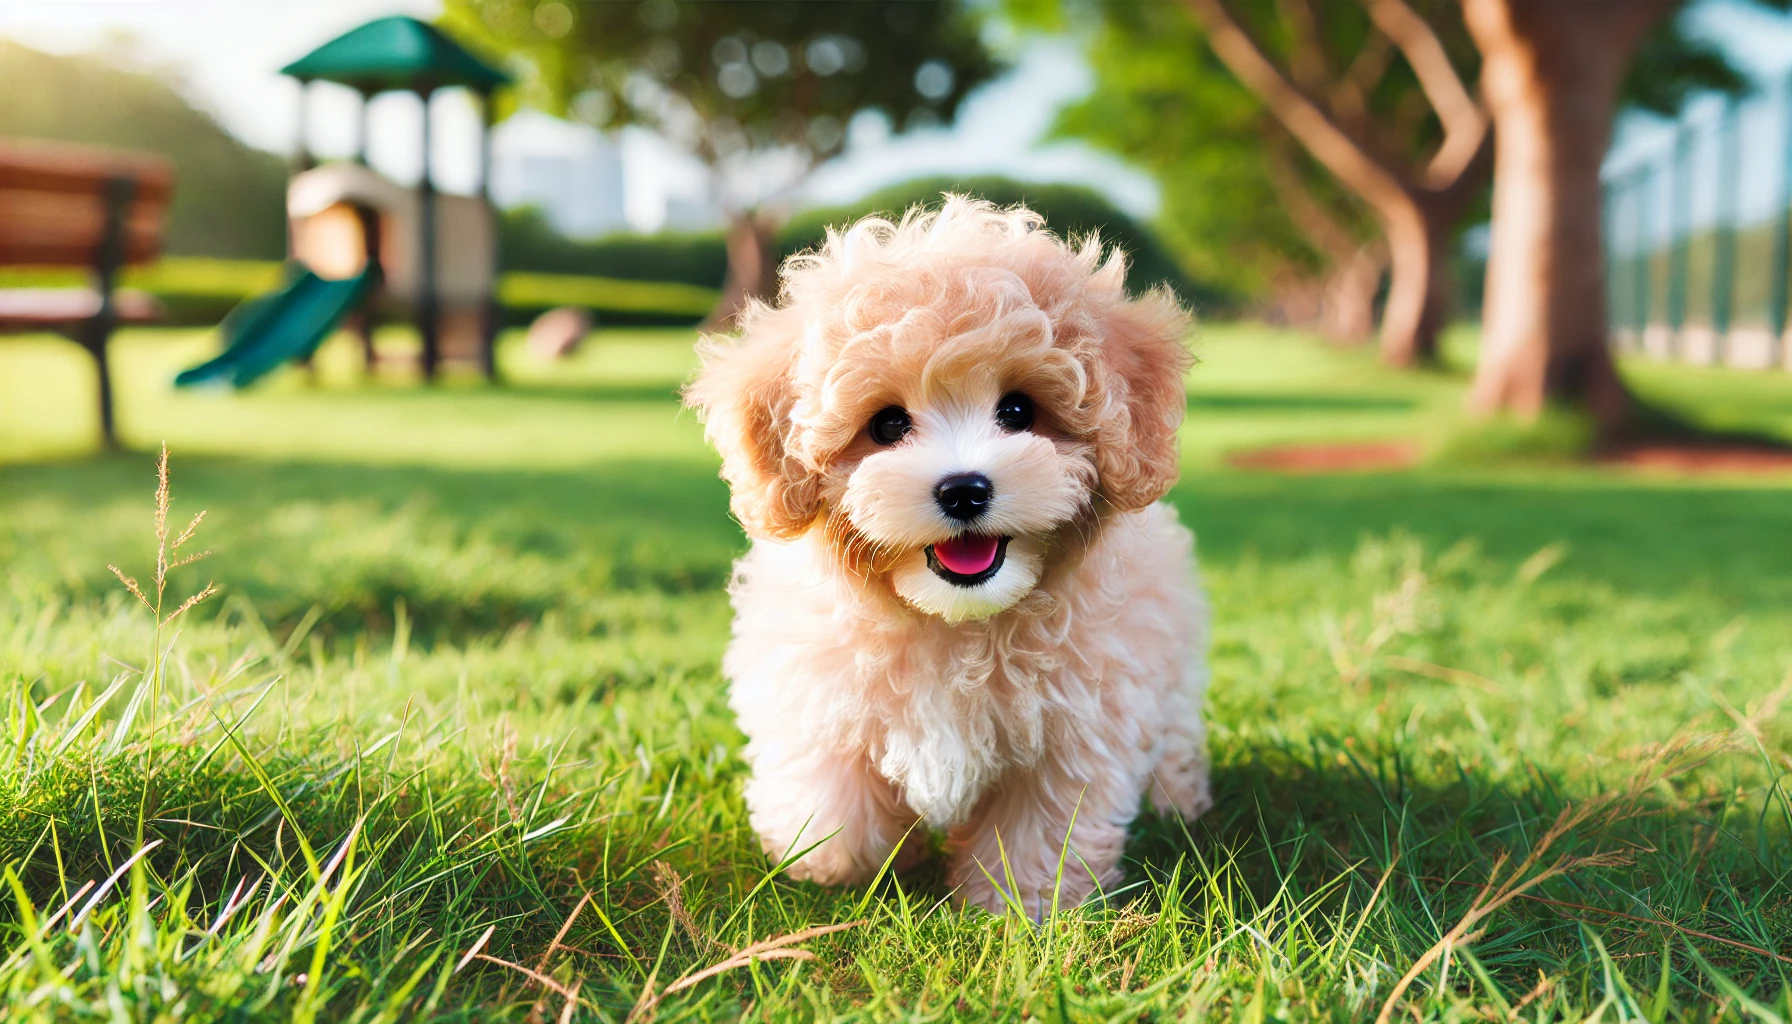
[[1, 323, 1790, 1021]]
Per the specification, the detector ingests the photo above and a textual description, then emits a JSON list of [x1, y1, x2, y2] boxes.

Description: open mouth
[[926, 534, 1009, 587]]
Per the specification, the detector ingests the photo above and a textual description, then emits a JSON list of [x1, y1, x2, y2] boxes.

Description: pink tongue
[[934, 534, 1000, 575]]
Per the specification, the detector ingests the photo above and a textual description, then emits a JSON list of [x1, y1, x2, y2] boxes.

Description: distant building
[[491, 111, 626, 239]]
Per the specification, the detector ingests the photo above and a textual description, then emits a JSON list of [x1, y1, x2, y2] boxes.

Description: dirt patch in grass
[[1226, 440, 1421, 473], [1603, 443, 1792, 475]]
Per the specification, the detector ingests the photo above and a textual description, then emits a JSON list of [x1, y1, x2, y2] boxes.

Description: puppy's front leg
[[945, 757, 1134, 918], [741, 744, 922, 886]]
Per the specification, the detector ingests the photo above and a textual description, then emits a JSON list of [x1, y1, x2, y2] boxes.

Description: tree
[[1048, 0, 1758, 425], [1045, 2, 1388, 341], [1461, 1, 1759, 433], [1168, 0, 1490, 365], [442, 0, 997, 324]]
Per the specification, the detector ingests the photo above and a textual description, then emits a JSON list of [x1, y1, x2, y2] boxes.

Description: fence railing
[[1603, 77, 1792, 370]]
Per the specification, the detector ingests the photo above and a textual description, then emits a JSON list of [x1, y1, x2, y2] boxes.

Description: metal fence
[[1603, 77, 1792, 370]]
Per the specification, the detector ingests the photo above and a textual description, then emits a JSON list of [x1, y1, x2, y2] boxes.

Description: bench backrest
[[0, 140, 175, 268]]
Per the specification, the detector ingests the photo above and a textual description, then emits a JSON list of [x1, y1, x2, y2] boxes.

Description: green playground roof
[[281, 16, 511, 94]]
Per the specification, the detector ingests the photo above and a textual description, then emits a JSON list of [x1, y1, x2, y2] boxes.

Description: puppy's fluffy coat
[[685, 198, 1209, 915]]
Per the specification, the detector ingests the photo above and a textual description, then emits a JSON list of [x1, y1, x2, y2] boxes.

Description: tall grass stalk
[[107, 445, 216, 846]]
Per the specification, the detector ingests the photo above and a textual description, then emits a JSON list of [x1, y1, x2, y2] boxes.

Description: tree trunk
[[1320, 244, 1385, 343], [1262, 134, 1382, 344], [1264, 268, 1322, 328], [1462, 0, 1674, 433], [1376, 194, 1454, 366], [703, 213, 779, 332]]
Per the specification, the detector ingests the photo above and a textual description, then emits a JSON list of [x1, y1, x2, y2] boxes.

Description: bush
[[778, 176, 1225, 309], [500, 208, 727, 290], [498, 271, 717, 326]]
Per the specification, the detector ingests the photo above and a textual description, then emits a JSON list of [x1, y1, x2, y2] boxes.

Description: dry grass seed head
[[1374, 703, 1788, 1024], [114, 445, 218, 623]]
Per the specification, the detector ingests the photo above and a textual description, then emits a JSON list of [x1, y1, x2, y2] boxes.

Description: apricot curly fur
[[684, 197, 1210, 916]]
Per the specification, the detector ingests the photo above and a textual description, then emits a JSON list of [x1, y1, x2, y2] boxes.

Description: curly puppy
[[685, 197, 1209, 916]]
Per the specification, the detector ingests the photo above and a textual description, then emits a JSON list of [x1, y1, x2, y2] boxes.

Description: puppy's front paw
[[765, 825, 928, 887], [1148, 760, 1212, 821], [770, 837, 870, 887], [952, 874, 1017, 916], [950, 862, 1101, 920]]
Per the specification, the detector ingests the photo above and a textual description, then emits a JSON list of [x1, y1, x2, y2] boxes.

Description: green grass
[[1, 323, 1791, 1020], [499, 272, 719, 318], [0, 257, 285, 299]]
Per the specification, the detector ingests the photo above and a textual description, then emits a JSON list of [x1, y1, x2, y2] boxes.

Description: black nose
[[935, 473, 993, 522]]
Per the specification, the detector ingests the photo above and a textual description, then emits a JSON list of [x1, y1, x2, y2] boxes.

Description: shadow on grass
[[2, 453, 738, 646], [831, 732, 1790, 993], [7, 453, 1791, 646], [503, 382, 690, 404], [1175, 471, 1792, 606], [1616, 397, 1792, 451], [1120, 736, 1792, 987]]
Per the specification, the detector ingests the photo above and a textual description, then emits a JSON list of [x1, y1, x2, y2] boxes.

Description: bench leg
[[481, 298, 500, 383], [353, 311, 377, 372], [88, 175, 133, 452], [85, 334, 117, 450]]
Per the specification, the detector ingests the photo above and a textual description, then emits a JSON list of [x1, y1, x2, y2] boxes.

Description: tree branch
[[1276, 0, 1334, 93], [1333, 30, 1393, 126], [1181, 0, 1412, 216], [1263, 129, 1367, 268], [1359, 0, 1486, 186]]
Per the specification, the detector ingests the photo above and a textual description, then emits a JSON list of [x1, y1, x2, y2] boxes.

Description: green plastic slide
[[176, 267, 373, 389]]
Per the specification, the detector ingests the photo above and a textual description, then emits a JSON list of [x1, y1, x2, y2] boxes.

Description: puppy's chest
[[858, 630, 1094, 827]]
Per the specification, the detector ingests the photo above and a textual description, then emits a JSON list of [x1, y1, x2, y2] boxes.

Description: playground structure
[[179, 16, 510, 389]]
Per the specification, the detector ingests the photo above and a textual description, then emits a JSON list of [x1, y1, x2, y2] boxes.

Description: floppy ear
[[683, 308, 823, 540], [1092, 288, 1195, 512]]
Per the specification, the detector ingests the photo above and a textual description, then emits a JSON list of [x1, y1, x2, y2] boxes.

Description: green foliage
[[2, 325, 1792, 1018], [1622, 14, 1753, 116], [499, 271, 718, 320], [0, 40, 289, 260], [1048, 2, 1331, 299], [443, 0, 999, 200], [1036, 0, 1466, 302], [499, 206, 728, 288], [781, 175, 1219, 307]]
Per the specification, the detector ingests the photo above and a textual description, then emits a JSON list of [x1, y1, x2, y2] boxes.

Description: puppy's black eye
[[995, 392, 1034, 433], [868, 406, 913, 446]]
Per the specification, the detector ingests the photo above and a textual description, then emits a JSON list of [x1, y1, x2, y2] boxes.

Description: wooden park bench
[[0, 140, 174, 448]]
